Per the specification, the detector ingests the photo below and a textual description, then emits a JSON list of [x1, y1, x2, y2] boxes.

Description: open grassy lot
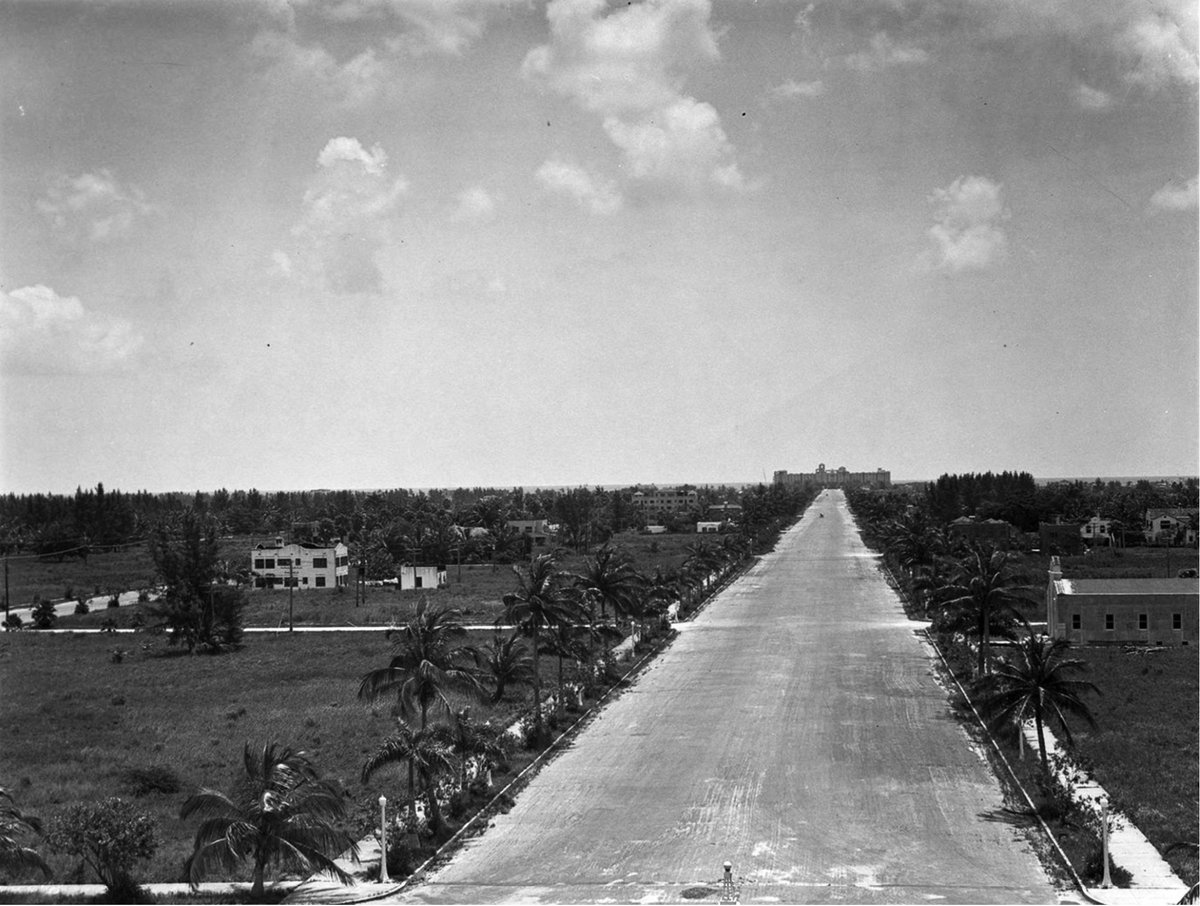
[[0, 629, 567, 885], [1070, 645, 1199, 886]]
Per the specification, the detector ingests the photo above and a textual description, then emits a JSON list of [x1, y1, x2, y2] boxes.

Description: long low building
[[774, 463, 891, 489], [1045, 557, 1198, 645]]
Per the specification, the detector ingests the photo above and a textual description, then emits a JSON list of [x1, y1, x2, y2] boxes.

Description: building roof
[[1145, 508, 1199, 520], [1054, 578, 1199, 596]]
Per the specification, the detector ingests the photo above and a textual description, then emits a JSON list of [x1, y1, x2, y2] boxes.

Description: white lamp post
[[1099, 796, 1112, 889], [378, 795, 389, 883]]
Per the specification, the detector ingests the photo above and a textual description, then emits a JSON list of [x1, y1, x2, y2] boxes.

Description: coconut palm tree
[[0, 787, 50, 880], [358, 599, 482, 806], [478, 630, 535, 704], [362, 721, 455, 834], [933, 544, 1037, 676], [358, 598, 483, 730], [180, 743, 356, 900], [977, 633, 1099, 775], [575, 545, 644, 624], [502, 553, 581, 741]]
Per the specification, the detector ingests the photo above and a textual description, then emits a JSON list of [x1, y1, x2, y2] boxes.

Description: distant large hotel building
[[774, 464, 891, 489]]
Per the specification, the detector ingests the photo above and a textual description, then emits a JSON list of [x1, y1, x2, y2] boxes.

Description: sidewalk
[[1023, 722, 1189, 905]]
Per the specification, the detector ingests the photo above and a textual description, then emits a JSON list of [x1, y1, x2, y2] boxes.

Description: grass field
[[1070, 645, 1199, 886], [0, 629, 576, 886], [5, 531, 705, 613]]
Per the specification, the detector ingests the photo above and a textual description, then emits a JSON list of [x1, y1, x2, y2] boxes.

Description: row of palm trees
[[847, 492, 1099, 777], [353, 540, 751, 830]]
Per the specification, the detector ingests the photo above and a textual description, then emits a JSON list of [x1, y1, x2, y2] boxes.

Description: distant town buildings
[[507, 519, 551, 546], [773, 464, 891, 489], [1144, 508, 1199, 545], [949, 516, 1016, 549], [630, 487, 699, 514], [251, 537, 349, 589]]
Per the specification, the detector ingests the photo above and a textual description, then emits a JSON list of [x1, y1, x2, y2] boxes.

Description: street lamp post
[[378, 795, 389, 883], [1099, 796, 1113, 889]]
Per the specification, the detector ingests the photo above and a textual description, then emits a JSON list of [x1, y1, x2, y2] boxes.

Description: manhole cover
[[681, 886, 718, 899]]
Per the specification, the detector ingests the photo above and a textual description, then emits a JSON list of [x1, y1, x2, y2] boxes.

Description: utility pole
[[288, 557, 294, 632], [4, 557, 8, 625]]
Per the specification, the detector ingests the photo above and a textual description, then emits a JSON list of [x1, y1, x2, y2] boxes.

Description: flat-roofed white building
[[399, 564, 447, 591], [251, 538, 349, 589], [631, 487, 698, 514]]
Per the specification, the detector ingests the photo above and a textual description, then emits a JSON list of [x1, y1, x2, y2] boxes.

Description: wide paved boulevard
[[390, 490, 1060, 904]]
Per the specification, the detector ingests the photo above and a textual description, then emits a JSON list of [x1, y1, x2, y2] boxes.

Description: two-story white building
[[1080, 514, 1114, 545], [1144, 508, 1198, 545], [251, 538, 349, 589]]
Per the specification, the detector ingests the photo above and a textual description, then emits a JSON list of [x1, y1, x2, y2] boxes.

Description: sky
[[1, 0, 1197, 494]]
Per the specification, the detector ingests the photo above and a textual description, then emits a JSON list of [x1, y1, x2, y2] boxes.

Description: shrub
[[63, 584, 74, 602], [1082, 847, 1133, 888], [45, 798, 157, 899], [30, 597, 56, 630], [3, 613, 22, 631], [74, 600, 90, 615], [107, 595, 121, 609], [136, 589, 150, 604], [120, 766, 181, 798]]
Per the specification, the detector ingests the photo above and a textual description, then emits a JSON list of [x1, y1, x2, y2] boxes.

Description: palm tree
[[478, 630, 534, 704], [180, 743, 356, 900], [933, 544, 1037, 675], [502, 553, 581, 741], [575, 545, 643, 624], [0, 787, 50, 880], [362, 721, 455, 835], [978, 633, 1099, 775], [358, 598, 483, 730], [358, 599, 482, 805]]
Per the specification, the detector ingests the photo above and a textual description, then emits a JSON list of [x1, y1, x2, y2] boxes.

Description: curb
[[921, 626, 1100, 904]]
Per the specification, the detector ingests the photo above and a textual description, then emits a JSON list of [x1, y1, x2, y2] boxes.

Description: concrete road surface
[[390, 490, 1061, 904]]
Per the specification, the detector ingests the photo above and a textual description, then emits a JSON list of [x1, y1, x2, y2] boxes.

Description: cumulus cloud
[[1074, 83, 1113, 110], [1120, 8, 1199, 89], [1149, 175, 1198, 211], [0, 285, 143, 374], [771, 79, 826, 99], [535, 159, 622, 215], [843, 32, 929, 72], [924, 176, 1009, 273], [37, 170, 152, 244], [522, 0, 747, 193], [290, 137, 408, 294], [451, 185, 499, 223]]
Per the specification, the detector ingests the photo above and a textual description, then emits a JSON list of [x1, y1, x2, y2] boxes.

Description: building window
[[1138, 613, 1148, 630], [315, 576, 326, 588], [1105, 613, 1114, 631], [264, 559, 276, 569], [1174, 613, 1183, 630], [302, 577, 308, 585], [313, 557, 328, 569], [1071, 614, 1081, 630], [254, 558, 264, 569]]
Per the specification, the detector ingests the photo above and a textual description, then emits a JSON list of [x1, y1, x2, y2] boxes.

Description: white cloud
[[308, 0, 514, 55], [1120, 9, 1199, 89], [1074, 83, 1113, 110], [0, 285, 143, 374], [843, 32, 929, 72], [535, 159, 622, 215], [249, 31, 389, 108], [522, 0, 747, 193], [1149, 175, 1198, 211], [771, 79, 826, 100], [451, 185, 499, 223], [290, 137, 408, 294], [924, 175, 1009, 273], [36, 170, 152, 244]]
